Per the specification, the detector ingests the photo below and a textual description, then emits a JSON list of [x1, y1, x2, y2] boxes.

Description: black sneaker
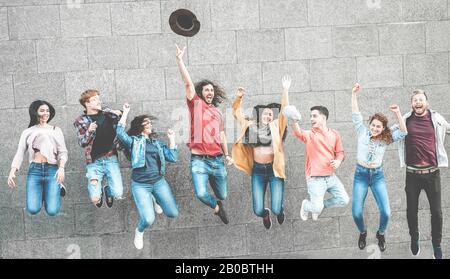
[[215, 201, 229, 224], [358, 232, 367, 250], [433, 245, 443, 259], [262, 208, 272, 229], [376, 231, 386, 252], [411, 234, 420, 256], [277, 211, 285, 225], [60, 184, 66, 197], [104, 186, 113, 208], [95, 192, 103, 208]]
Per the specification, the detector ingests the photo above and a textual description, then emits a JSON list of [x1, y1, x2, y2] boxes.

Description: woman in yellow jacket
[[232, 76, 291, 229]]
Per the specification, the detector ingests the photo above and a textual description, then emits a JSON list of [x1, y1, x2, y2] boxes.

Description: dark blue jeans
[[251, 162, 284, 217], [190, 155, 228, 209], [26, 162, 61, 216], [352, 164, 390, 234]]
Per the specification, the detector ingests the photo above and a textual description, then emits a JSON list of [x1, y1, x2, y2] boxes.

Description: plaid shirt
[[73, 107, 121, 164]]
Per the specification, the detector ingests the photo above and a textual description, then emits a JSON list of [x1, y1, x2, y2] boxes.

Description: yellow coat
[[231, 91, 289, 179]]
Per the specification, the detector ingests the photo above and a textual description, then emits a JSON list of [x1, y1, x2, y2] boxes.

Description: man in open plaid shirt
[[74, 89, 124, 208]]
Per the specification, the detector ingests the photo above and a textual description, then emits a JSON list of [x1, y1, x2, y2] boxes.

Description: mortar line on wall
[[159, 0, 163, 34], [6, 6, 10, 40], [109, 3, 113, 36], [402, 55, 405, 87], [235, 31, 239, 64], [11, 74, 16, 109], [58, 2, 62, 39], [306, 0, 309, 26], [82, 36, 89, 71], [283, 27, 287, 61], [33, 39, 40, 75], [257, 0, 261, 28], [113, 69, 118, 103]]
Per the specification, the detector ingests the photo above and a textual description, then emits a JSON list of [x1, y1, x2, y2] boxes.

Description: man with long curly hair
[[175, 44, 233, 224]]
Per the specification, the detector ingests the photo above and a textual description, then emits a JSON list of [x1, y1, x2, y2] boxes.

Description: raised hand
[[236, 87, 246, 98], [167, 129, 175, 141], [282, 75, 292, 90], [175, 44, 186, 61], [283, 105, 302, 122], [352, 83, 361, 94], [389, 104, 401, 114], [122, 103, 131, 114]]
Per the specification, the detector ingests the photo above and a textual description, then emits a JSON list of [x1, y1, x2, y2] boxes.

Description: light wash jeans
[[352, 164, 391, 234], [26, 162, 61, 216], [132, 178, 179, 232], [86, 155, 124, 200], [304, 174, 349, 214], [190, 155, 228, 209]]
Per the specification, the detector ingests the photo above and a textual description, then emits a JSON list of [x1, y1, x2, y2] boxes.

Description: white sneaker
[[300, 199, 309, 221], [134, 228, 144, 250], [312, 213, 319, 221], [154, 202, 163, 215]]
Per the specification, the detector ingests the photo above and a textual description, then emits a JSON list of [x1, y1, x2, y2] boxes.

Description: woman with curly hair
[[116, 103, 179, 250], [351, 83, 407, 252]]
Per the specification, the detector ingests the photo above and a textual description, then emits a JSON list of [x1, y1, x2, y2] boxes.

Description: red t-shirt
[[405, 111, 438, 167], [186, 94, 224, 156]]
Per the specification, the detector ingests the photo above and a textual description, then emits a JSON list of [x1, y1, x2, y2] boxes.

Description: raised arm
[[175, 44, 196, 101], [232, 87, 247, 126], [279, 75, 291, 137], [351, 83, 368, 136], [389, 104, 408, 142], [351, 83, 361, 113], [116, 103, 133, 149], [283, 105, 307, 143]]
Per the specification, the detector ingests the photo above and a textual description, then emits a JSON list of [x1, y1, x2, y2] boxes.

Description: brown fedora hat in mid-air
[[169, 9, 201, 37]]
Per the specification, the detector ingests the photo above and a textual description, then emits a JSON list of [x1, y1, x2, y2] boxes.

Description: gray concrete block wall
[[0, 0, 449, 259]]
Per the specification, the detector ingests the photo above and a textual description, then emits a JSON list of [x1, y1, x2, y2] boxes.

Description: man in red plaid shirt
[[74, 89, 124, 208]]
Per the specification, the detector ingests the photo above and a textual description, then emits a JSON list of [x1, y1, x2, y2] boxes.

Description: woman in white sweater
[[7, 100, 68, 216]]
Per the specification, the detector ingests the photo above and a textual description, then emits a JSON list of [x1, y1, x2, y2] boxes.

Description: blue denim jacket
[[116, 123, 178, 175], [352, 112, 407, 168]]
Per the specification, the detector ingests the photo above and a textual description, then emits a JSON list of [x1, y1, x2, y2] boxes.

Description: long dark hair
[[28, 100, 55, 128], [120, 114, 158, 161], [194, 79, 226, 107], [245, 103, 288, 143]]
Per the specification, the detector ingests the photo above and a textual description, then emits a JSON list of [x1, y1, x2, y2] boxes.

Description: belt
[[357, 161, 380, 169], [101, 150, 117, 158], [406, 167, 438, 174], [191, 153, 223, 159]]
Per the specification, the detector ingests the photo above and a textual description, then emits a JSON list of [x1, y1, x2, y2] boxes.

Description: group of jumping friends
[[6, 45, 450, 259]]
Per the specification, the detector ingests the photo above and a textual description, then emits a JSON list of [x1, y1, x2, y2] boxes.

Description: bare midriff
[[253, 146, 274, 164], [33, 152, 48, 163]]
